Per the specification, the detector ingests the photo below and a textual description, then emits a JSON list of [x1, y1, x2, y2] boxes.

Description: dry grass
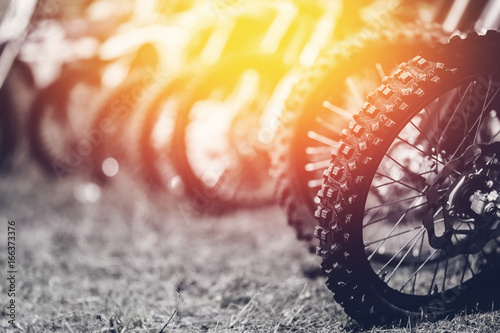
[[1, 162, 500, 332]]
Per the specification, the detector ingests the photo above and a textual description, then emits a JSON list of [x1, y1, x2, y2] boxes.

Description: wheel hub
[[425, 143, 500, 257]]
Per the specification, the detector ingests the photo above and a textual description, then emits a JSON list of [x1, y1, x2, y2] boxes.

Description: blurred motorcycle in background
[[0, 0, 37, 172], [144, 0, 341, 212]]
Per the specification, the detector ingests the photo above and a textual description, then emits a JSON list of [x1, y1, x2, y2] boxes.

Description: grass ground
[[1, 163, 500, 332]]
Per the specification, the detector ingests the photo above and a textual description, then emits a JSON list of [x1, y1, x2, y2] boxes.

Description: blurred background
[[1, 0, 500, 331], [1, 0, 498, 210]]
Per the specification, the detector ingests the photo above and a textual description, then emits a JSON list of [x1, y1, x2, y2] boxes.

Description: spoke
[[449, 108, 484, 160], [431, 89, 458, 147], [305, 159, 330, 172], [365, 225, 424, 247], [409, 120, 438, 147], [385, 229, 427, 285], [474, 77, 491, 144], [396, 136, 445, 166], [373, 170, 435, 190], [481, 86, 500, 144], [423, 107, 432, 121], [375, 63, 386, 81], [435, 115, 442, 176], [363, 202, 427, 227], [307, 131, 338, 147], [307, 179, 323, 188], [449, 85, 500, 160], [451, 224, 476, 287], [434, 205, 444, 218], [346, 76, 365, 107], [488, 129, 500, 144], [375, 172, 424, 193], [434, 217, 445, 224], [437, 83, 474, 148], [384, 152, 418, 174], [462, 80, 476, 146], [399, 249, 440, 292], [306, 146, 332, 155], [412, 231, 426, 295], [482, 86, 500, 114], [367, 188, 428, 260], [364, 194, 424, 213], [315, 116, 343, 134], [427, 253, 441, 296], [322, 100, 352, 119], [487, 153, 498, 166]]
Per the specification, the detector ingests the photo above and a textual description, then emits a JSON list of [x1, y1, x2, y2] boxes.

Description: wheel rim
[[363, 75, 500, 297]]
